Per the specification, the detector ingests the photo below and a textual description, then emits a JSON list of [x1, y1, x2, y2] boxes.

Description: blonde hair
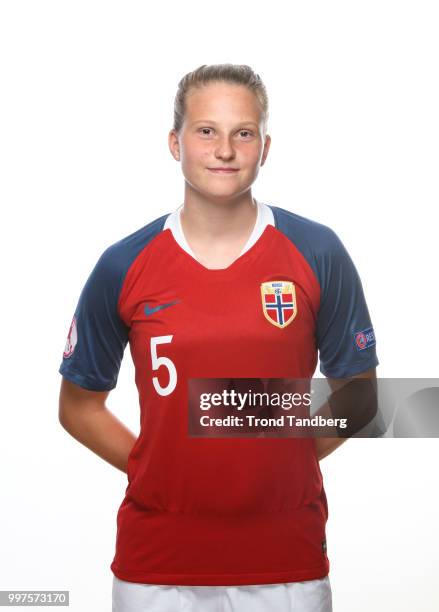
[[173, 63, 269, 134]]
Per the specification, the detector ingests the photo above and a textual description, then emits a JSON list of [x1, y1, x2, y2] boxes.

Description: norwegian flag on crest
[[260, 280, 297, 328]]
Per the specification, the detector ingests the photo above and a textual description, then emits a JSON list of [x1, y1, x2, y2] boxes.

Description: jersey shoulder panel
[[268, 204, 379, 378], [104, 212, 171, 277], [59, 212, 170, 391], [268, 204, 342, 283]]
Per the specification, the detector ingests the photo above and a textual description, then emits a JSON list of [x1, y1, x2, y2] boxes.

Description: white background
[[1, 1, 438, 610]]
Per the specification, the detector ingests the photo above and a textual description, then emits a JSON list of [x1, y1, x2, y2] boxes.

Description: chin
[[185, 176, 251, 200]]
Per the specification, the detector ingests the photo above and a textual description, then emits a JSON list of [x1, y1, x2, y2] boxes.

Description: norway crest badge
[[260, 280, 297, 329]]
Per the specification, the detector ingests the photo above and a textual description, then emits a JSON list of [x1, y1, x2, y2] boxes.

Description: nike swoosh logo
[[144, 300, 180, 316]]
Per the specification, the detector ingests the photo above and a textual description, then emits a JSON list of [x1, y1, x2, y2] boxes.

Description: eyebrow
[[191, 120, 259, 128]]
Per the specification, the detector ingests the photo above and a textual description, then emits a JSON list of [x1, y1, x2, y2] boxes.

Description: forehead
[[185, 81, 263, 123]]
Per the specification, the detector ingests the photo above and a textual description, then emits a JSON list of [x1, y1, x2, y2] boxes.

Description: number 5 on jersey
[[151, 336, 177, 396]]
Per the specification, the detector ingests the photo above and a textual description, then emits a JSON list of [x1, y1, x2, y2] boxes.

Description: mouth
[[207, 168, 240, 174]]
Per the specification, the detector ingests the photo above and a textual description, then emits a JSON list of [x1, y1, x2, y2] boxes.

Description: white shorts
[[112, 574, 332, 612]]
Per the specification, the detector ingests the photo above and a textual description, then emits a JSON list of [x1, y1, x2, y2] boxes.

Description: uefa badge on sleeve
[[353, 326, 376, 351], [63, 315, 78, 358], [260, 280, 297, 329]]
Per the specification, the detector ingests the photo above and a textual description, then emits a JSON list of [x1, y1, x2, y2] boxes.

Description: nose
[[214, 136, 235, 160]]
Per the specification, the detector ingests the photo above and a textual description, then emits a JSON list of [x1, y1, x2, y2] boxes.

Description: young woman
[[59, 64, 378, 612]]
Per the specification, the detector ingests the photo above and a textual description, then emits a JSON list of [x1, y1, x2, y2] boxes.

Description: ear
[[260, 134, 271, 166], [168, 129, 180, 161]]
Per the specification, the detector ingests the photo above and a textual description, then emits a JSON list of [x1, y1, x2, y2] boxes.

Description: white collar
[[163, 199, 274, 259]]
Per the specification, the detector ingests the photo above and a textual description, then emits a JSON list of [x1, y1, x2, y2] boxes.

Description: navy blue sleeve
[[316, 229, 379, 378], [59, 246, 130, 391]]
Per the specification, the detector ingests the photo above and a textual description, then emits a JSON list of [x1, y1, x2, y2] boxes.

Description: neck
[[180, 184, 257, 242]]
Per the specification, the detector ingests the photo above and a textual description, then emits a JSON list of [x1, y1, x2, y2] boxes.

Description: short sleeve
[[59, 246, 130, 391], [316, 230, 379, 378]]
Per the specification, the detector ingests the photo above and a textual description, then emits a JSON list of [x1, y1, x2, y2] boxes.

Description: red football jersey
[[59, 200, 378, 585]]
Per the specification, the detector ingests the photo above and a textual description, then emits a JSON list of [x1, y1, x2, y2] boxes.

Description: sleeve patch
[[353, 326, 376, 351], [63, 315, 78, 358]]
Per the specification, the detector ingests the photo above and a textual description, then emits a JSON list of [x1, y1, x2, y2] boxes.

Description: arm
[[314, 367, 377, 461], [58, 377, 137, 474]]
